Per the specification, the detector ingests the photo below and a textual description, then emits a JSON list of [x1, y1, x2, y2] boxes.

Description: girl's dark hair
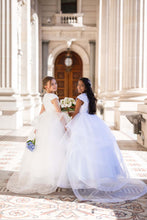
[[79, 77, 97, 114], [42, 76, 54, 90]]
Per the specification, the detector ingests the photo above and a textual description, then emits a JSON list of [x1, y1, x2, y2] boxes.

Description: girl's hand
[[60, 114, 67, 127], [68, 111, 74, 117], [64, 126, 67, 131], [34, 129, 36, 134]]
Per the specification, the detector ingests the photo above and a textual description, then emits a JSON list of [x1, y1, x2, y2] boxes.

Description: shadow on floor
[[117, 140, 147, 151], [0, 135, 28, 142]]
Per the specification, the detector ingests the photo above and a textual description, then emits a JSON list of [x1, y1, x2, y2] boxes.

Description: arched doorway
[[55, 51, 83, 99]]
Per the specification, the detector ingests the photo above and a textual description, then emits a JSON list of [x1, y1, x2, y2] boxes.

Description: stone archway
[[55, 51, 83, 99], [47, 43, 89, 78]]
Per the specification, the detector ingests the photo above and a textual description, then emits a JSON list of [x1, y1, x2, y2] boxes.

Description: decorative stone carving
[[17, 0, 26, 7], [31, 13, 38, 25], [17, 49, 23, 56]]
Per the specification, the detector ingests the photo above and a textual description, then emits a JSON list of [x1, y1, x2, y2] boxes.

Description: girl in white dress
[[60, 77, 147, 203], [7, 76, 66, 194]]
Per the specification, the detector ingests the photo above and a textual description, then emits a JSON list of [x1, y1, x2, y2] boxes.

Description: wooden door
[[55, 51, 82, 99]]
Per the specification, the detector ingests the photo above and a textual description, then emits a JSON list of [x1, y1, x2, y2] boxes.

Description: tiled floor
[[0, 126, 147, 219]]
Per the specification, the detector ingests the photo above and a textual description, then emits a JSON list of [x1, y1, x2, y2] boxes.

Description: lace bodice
[[43, 93, 58, 113], [77, 93, 89, 113]]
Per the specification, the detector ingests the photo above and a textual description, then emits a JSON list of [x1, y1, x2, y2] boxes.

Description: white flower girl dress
[[7, 93, 66, 194], [59, 93, 147, 203]]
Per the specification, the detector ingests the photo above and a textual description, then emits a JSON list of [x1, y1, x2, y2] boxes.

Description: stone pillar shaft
[[97, 0, 147, 98], [89, 40, 96, 90], [142, 0, 147, 89], [0, 0, 17, 93], [97, 0, 109, 94], [31, 14, 39, 94], [77, 0, 82, 13], [20, 0, 31, 95], [42, 42, 49, 80], [57, 0, 61, 13], [0, 0, 23, 129]]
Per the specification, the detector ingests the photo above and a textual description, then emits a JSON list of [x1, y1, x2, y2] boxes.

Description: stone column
[[89, 40, 96, 91], [30, 11, 41, 119], [31, 14, 39, 95], [97, 0, 109, 95], [121, 0, 145, 94], [20, 0, 31, 95], [77, 0, 82, 13], [57, 0, 61, 13], [97, 0, 121, 96], [137, 0, 147, 148], [0, 0, 23, 129], [115, 0, 146, 135], [19, 0, 34, 125], [0, 0, 18, 93], [42, 41, 49, 80], [142, 0, 147, 90], [107, 0, 120, 93]]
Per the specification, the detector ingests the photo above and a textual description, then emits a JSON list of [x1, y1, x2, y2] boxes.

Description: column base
[[103, 99, 142, 140], [21, 94, 41, 125], [0, 95, 24, 129], [103, 100, 116, 128], [114, 101, 138, 140], [138, 103, 147, 148], [0, 93, 41, 129]]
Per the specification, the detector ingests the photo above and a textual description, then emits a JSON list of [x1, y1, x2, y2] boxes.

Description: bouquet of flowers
[[26, 138, 36, 152], [60, 97, 76, 112]]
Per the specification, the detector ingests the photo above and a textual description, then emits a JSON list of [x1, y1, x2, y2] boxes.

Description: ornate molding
[[31, 13, 38, 25], [17, 0, 26, 7], [18, 49, 23, 56]]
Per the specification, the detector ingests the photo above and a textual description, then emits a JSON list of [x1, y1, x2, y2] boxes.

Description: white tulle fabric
[[7, 93, 67, 194], [58, 93, 147, 203]]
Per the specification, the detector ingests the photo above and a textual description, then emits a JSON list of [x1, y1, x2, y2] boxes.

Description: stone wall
[[39, 0, 97, 27]]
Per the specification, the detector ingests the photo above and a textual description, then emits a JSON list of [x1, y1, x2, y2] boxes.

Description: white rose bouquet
[[60, 97, 76, 112]]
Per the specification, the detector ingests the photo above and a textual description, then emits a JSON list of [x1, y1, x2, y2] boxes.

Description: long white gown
[[7, 93, 66, 194], [58, 93, 147, 203]]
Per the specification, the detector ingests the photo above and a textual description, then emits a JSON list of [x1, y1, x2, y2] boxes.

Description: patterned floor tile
[[0, 126, 147, 219]]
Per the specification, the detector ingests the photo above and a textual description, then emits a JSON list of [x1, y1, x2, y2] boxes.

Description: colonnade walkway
[[0, 126, 147, 219]]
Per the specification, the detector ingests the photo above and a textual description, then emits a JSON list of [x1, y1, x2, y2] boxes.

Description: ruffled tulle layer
[[7, 111, 66, 194], [59, 113, 147, 203]]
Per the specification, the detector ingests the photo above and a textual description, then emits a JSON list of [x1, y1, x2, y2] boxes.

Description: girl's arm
[[40, 104, 45, 114], [51, 98, 61, 112], [51, 98, 67, 126], [71, 98, 83, 119], [34, 104, 45, 133]]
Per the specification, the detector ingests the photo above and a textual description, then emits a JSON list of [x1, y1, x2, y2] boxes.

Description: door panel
[[55, 51, 82, 99]]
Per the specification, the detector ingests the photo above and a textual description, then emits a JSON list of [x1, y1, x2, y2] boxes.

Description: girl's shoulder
[[44, 93, 59, 100], [77, 93, 88, 102]]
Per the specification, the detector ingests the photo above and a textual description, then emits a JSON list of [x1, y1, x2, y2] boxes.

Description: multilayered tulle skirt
[[58, 113, 147, 203], [7, 111, 66, 194]]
